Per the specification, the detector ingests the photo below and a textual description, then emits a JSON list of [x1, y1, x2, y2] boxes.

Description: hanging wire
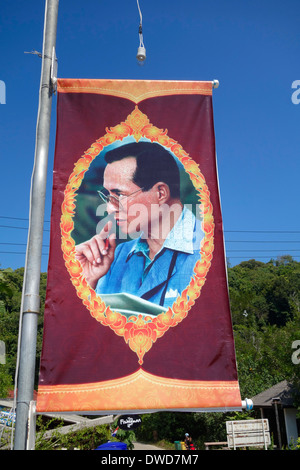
[[136, 0, 146, 63], [137, 0, 142, 29], [137, 0, 144, 47]]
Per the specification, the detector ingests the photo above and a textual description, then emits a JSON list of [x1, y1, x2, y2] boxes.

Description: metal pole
[[13, 0, 59, 450], [273, 399, 282, 450]]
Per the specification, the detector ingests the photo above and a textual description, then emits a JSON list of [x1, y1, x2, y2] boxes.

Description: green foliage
[[35, 416, 112, 450], [287, 437, 300, 450], [0, 267, 46, 389], [228, 256, 300, 327], [34, 416, 136, 450], [135, 411, 228, 450], [111, 419, 136, 450], [0, 366, 13, 397], [136, 412, 193, 443], [229, 256, 300, 400]]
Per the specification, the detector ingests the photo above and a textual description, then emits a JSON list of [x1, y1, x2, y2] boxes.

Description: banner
[[36, 79, 242, 413]]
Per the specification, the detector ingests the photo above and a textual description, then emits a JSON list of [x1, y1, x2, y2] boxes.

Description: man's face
[[103, 157, 157, 237]]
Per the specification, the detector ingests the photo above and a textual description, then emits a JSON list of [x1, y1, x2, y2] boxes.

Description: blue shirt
[[95, 207, 204, 310]]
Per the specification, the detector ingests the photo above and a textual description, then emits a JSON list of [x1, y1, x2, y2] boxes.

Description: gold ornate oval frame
[[60, 106, 214, 365]]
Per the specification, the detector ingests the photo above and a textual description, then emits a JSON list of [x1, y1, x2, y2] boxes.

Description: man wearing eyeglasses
[[75, 142, 204, 309]]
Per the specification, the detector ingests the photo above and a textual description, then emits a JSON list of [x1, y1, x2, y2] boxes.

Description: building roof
[[251, 380, 297, 408]]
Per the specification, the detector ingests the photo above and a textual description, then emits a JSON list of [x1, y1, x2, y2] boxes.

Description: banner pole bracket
[[26, 401, 37, 450], [24, 46, 58, 95], [50, 46, 58, 94]]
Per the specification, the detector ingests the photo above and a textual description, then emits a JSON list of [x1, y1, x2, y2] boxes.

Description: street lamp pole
[[13, 0, 59, 450]]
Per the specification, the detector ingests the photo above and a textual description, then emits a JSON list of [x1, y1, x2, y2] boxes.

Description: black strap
[[141, 251, 178, 306]]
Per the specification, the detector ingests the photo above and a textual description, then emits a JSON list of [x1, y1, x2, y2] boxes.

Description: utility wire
[[226, 240, 300, 243], [1, 215, 299, 260], [2, 244, 300, 252], [1, 213, 300, 233], [0, 216, 50, 223], [225, 230, 300, 233], [0, 225, 50, 231], [1, 221, 300, 237]]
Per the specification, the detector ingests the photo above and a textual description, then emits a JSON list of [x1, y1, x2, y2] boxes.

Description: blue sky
[[0, 0, 300, 272]]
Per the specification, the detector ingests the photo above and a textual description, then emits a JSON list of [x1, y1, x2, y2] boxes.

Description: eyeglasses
[[97, 187, 144, 211]]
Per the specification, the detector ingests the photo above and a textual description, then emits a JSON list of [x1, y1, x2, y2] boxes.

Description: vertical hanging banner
[[37, 79, 242, 413]]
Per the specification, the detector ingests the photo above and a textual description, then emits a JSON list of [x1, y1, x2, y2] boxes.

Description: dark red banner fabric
[[37, 80, 241, 413]]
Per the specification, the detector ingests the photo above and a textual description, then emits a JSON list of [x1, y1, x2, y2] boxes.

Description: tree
[[0, 267, 47, 390]]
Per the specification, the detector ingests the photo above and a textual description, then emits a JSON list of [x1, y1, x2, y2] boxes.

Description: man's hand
[[75, 221, 116, 290]]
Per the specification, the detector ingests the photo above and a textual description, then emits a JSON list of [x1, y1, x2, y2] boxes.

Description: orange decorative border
[[57, 78, 212, 104], [60, 106, 214, 365], [37, 369, 241, 413]]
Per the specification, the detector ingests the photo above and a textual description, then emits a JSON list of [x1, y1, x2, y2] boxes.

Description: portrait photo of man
[[75, 141, 204, 312]]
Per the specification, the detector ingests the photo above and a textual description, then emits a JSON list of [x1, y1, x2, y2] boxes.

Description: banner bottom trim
[[37, 368, 242, 413]]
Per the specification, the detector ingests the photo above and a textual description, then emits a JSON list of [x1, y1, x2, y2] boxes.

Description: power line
[[0, 252, 49, 255], [1, 223, 300, 240], [1, 251, 300, 260], [226, 240, 300, 243], [0, 216, 50, 223], [1, 214, 300, 233], [227, 256, 300, 260], [227, 249, 300, 253], [224, 230, 300, 233], [0, 225, 50, 232], [0, 216, 299, 262], [1, 247, 300, 255], [2, 243, 300, 252], [0, 242, 49, 246]]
